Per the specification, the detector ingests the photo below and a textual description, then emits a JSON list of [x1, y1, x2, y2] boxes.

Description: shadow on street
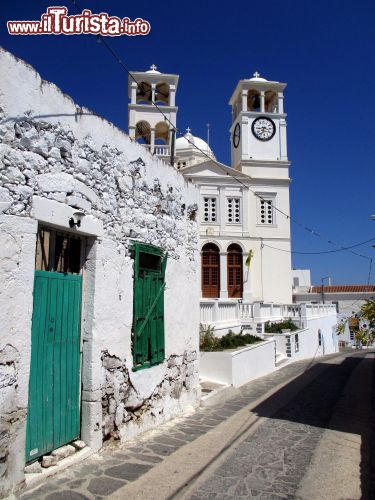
[[251, 353, 375, 499]]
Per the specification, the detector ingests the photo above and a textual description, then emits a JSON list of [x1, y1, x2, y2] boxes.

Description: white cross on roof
[[253, 71, 260, 78], [150, 64, 157, 71], [186, 127, 191, 134]]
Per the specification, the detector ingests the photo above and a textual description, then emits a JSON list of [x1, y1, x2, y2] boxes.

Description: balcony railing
[[200, 300, 337, 327], [154, 145, 170, 156], [140, 143, 170, 157]]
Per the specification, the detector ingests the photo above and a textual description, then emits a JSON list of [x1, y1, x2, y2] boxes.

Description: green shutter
[[132, 242, 167, 370]]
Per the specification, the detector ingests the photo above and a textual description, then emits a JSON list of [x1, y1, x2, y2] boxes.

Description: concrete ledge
[[23, 447, 92, 491]]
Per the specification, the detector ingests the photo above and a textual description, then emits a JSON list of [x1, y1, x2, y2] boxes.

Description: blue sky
[[1, 0, 375, 285]]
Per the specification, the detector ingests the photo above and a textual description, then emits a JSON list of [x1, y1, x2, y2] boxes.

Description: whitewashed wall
[[0, 48, 200, 496], [200, 340, 276, 387]]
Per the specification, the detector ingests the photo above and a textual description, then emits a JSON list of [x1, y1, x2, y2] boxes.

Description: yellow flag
[[245, 249, 254, 269]]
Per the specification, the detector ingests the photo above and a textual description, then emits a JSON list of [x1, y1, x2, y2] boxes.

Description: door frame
[[26, 225, 87, 463]]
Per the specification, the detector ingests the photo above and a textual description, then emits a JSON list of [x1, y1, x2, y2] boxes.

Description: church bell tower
[[229, 72, 289, 176], [128, 65, 179, 161]]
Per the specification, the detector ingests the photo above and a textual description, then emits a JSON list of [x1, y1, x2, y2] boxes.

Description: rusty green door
[[25, 271, 82, 462]]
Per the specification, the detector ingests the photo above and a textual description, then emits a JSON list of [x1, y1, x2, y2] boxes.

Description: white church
[[128, 65, 295, 333]]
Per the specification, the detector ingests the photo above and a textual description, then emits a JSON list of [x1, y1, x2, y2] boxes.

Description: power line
[[67, 0, 373, 263], [263, 241, 374, 285], [262, 236, 375, 258]]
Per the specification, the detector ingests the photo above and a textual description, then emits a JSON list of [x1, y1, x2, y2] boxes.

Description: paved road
[[20, 351, 375, 500], [185, 351, 375, 500]]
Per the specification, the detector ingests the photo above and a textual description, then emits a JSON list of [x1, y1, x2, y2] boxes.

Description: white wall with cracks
[[0, 48, 200, 497]]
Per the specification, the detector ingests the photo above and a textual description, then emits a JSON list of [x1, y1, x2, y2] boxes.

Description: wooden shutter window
[[227, 244, 243, 298], [132, 242, 167, 371], [202, 243, 220, 298]]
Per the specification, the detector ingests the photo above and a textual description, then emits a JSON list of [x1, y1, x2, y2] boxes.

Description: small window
[[227, 198, 241, 224], [258, 197, 275, 225], [203, 197, 217, 223], [139, 252, 161, 271], [318, 329, 322, 346], [35, 227, 82, 274]]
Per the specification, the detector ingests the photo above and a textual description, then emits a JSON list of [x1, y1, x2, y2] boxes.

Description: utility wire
[[262, 237, 375, 257], [67, 0, 373, 264]]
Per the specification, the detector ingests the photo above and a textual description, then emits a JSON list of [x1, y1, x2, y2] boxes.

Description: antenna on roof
[[206, 123, 210, 147]]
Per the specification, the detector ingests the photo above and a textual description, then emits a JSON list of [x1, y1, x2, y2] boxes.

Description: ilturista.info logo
[[7, 6, 151, 36]]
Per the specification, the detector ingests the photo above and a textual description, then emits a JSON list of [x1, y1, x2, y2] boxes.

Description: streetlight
[[321, 276, 330, 304]]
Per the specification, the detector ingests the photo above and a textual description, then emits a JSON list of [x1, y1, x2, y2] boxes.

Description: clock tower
[[229, 72, 289, 176], [229, 72, 292, 303]]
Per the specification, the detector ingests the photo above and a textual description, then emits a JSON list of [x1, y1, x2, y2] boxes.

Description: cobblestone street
[[19, 351, 375, 499]]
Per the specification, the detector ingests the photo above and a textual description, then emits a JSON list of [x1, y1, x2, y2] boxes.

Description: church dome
[[175, 131, 214, 157]]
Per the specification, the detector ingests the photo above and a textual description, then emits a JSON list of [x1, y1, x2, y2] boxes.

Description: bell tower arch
[[229, 72, 288, 175], [128, 65, 179, 161]]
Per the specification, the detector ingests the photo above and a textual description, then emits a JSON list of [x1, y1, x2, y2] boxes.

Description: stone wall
[[0, 48, 200, 496]]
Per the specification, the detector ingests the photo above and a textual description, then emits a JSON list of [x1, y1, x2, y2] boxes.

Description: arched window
[[155, 121, 169, 145], [227, 244, 243, 298], [155, 82, 169, 105], [248, 90, 261, 112], [202, 243, 220, 298], [135, 121, 151, 144], [136, 82, 152, 104], [265, 91, 278, 113]]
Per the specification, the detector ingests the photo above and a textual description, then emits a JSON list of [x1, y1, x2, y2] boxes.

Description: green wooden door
[[132, 243, 167, 370], [26, 271, 82, 462]]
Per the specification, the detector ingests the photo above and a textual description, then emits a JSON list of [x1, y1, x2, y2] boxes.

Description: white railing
[[302, 303, 337, 319], [240, 303, 253, 320], [217, 301, 238, 323], [154, 145, 170, 156], [139, 144, 170, 157], [200, 301, 215, 324], [201, 300, 337, 328], [200, 299, 239, 326]]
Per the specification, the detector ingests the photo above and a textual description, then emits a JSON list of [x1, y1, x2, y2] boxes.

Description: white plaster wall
[[304, 315, 339, 356], [292, 269, 311, 290], [0, 47, 200, 496], [283, 314, 338, 362], [231, 340, 276, 387], [192, 175, 292, 304], [200, 340, 276, 387], [0, 215, 37, 496]]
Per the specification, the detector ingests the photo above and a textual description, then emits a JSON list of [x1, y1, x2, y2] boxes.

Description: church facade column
[[260, 91, 265, 112], [150, 128, 155, 153], [219, 251, 228, 299], [277, 92, 284, 113], [242, 90, 248, 111]]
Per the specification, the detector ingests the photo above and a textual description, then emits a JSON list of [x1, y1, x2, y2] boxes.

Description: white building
[[129, 68, 293, 331], [177, 72, 293, 333], [0, 50, 200, 497], [130, 67, 339, 341]]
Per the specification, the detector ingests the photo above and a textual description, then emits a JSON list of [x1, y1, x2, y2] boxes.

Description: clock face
[[252, 117, 276, 141], [233, 123, 240, 148]]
